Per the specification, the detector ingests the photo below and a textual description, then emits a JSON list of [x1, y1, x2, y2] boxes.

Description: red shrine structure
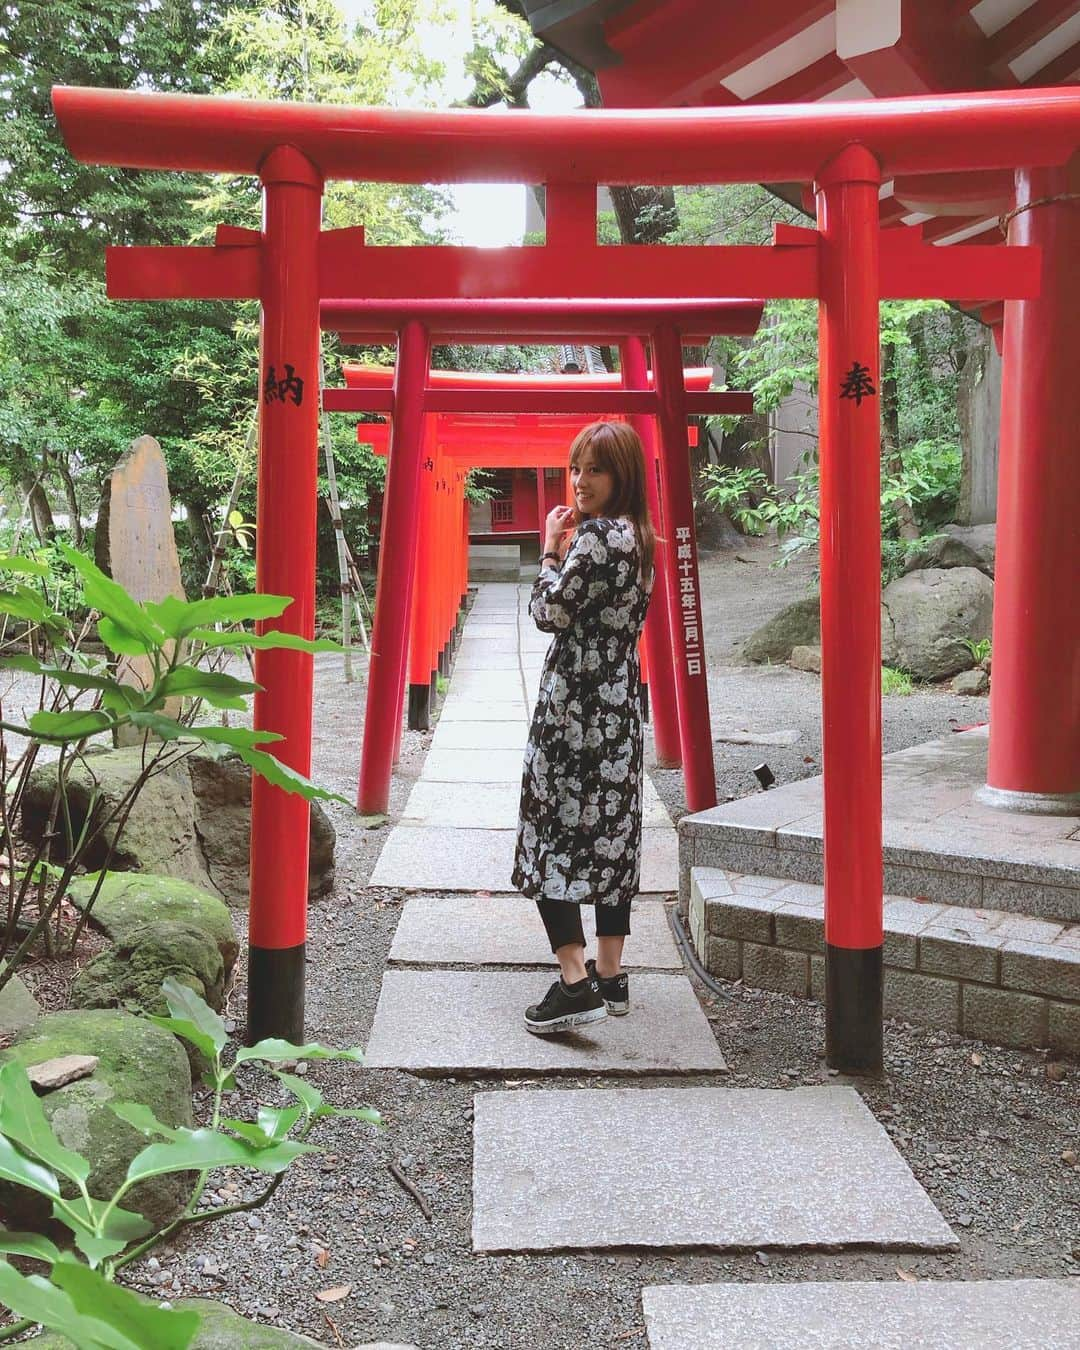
[[51, 83, 1080, 1074]]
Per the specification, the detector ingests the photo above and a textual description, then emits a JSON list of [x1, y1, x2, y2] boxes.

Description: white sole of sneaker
[[523, 1005, 608, 1035], [604, 1002, 630, 1016]]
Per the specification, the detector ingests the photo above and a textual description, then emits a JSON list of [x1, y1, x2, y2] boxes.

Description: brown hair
[[568, 420, 656, 582]]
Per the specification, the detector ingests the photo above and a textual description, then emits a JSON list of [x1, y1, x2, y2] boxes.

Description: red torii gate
[[335, 362, 725, 750], [51, 84, 1080, 1073]]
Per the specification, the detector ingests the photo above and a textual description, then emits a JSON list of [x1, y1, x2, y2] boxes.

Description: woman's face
[[570, 448, 615, 518]]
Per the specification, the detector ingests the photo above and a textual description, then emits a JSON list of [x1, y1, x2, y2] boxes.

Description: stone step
[[688, 867, 1080, 1054], [388, 893, 682, 968], [641, 1279, 1080, 1349], [364, 970, 727, 1076], [471, 1085, 955, 1254], [679, 729, 1080, 922], [371, 825, 677, 893]]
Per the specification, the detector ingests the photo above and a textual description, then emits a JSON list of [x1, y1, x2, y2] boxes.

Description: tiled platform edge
[[689, 868, 1080, 1054]]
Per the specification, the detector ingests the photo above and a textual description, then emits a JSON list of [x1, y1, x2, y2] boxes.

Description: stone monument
[[95, 435, 187, 741]]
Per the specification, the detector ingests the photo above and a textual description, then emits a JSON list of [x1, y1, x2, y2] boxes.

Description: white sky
[[336, 0, 584, 245]]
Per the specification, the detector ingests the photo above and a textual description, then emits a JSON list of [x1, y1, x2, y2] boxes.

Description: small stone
[[1062, 1149, 1078, 1167], [955, 1214, 974, 1228], [1046, 1062, 1067, 1083], [755, 1251, 770, 1266], [423, 1253, 436, 1265], [788, 645, 822, 674], [25, 1054, 99, 1092], [247, 1214, 263, 1229], [295, 1062, 309, 1076], [470, 1303, 489, 1319], [950, 667, 990, 696]]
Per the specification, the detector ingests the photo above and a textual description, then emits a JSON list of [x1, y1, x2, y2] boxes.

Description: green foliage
[[960, 636, 992, 663], [881, 666, 915, 697], [0, 545, 346, 992], [0, 980, 377, 1348]]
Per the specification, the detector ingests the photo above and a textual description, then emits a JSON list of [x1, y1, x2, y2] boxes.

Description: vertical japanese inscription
[[675, 525, 703, 677]]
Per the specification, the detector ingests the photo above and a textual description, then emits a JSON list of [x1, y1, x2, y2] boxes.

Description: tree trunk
[[56, 455, 84, 548], [19, 471, 56, 545], [881, 340, 920, 542]]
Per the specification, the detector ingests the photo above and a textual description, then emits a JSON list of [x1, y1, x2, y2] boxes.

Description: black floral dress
[[512, 516, 652, 907]]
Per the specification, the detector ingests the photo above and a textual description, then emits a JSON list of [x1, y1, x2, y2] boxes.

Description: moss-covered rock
[[741, 595, 820, 664], [0, 1009, 193, 1229], [67, 872, 238, 976], [19, 746, 218, 894], [71, 921, 225, 1017], [30, 1298, 327, 1348]]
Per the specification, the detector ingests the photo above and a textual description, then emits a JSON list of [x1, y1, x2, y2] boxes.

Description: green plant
[[436, 674, 449, 696], [0, 546, 345, 992], [881, 666, 914, 696], [0, 978, 378, 1348], [960, 636, 992, 663], [699, 464, 820, 562]]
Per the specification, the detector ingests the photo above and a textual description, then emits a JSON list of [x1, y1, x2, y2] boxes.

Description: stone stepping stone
[[640, 1279, 1080, 1349], [371, 827, 677, 892], [365, 971, 726, 1075], [399, 782, 518, 829], [420, 747, 526, 784], [471, 1086, 955, 1255], [430, 721, 529, 751], [439, 700, 526, 722], [448, 671, 524, 699], [389, 894, 682, 968], [453, 652, 520, 671]]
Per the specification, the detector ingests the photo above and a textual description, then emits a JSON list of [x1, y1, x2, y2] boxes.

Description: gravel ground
[[11, 553, 1080, 1349]]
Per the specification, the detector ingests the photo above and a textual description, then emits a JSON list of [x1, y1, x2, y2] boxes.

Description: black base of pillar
[[429, 671, 438, 704], [407, 682, 431, 731], [438, 644, 450, 677], [642, 683, 651, 724], [825, 943, 883, 1076], [247, 943, 305, 1045]]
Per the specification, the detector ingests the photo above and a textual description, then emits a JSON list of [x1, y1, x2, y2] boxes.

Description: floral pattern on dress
[[512, 516, 652, 907]]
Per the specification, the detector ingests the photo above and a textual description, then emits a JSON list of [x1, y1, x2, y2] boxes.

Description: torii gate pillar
[[982, 159, 1080, 814], [248, 146, 323, 1045]]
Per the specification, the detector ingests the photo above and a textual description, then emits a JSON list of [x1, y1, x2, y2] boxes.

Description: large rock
[[71, 921, 225, 1017], [19, 746, 335, 911], [0, 968, 40, 1035], [741, 595, 820, 664], [189, 750, 336, 906], [30, 1298, 327, 1348], [66, 872, 238, 976], [942, 522, 996, 575], [20, 746, 217, 893], [880, 567, 994, 680], [0, 1010, 193, 1228], [903, 523, 996, 577]]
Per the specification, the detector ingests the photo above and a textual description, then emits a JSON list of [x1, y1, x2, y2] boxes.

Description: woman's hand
[[544, 504, 576, 557]]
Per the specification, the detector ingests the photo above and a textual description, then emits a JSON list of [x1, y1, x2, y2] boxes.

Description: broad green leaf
[[0, 585, 51, 624], [189, 627, 346, 654], [144, 592, 290, 639], [126, 1128, 316, 1185], [52, 1258, 200, 1349], [144, 1016, 221, 1066], [27, 708, 114, 742], [0, 1063, 89, 1184], [0, 1135, 60, 1200], [218, 1118, 275, 1147], [235, 747, 350, 806], [255, 1105, 303, 1144], [0, 1229, 60, 1264], [68, 1229, 129, 1267], [271, 1070, 324, 1116], [109, 1102, 182, 1141], [162, 978, 228, 1055], [0, 554, 49, 577], [0, 656, 142, 703], [158, 665, 260, 710], [236, 1039, 364, 1067], [56, 1196, 152, 1244], [186, 724, 282, 748], [58, 543, 165, 650], [0, 1262, 145, 1350], [323, 1105, 382, 1125], [98, 616, 154, 657]]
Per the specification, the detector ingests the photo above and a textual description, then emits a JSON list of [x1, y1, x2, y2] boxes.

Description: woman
[[512, 420, 655, 1034]]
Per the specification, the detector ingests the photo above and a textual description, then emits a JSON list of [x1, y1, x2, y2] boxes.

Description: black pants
[[536, 899, 632, 954]]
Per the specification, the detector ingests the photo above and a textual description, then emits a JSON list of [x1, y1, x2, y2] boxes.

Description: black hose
[[665, 898, 736, 1000]]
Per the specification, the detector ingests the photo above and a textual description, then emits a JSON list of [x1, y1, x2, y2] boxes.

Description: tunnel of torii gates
[[52, 84, 1080, 1075], [327, 355, 752, 768]]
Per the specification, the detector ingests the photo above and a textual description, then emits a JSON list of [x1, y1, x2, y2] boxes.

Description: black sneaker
[[585, 959, 630, 1016], [524, 976, 607, 1035]]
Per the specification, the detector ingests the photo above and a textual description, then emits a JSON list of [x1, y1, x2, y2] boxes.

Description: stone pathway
[[363, 584, 1066, 1347]]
